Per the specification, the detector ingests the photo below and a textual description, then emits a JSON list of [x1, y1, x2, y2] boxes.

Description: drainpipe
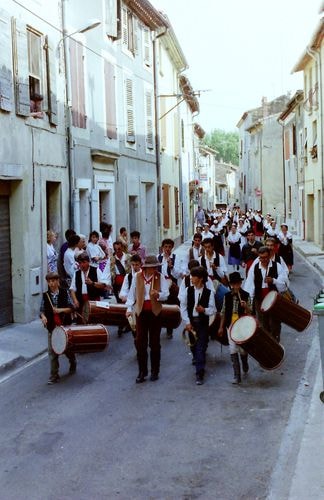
[[306, 44, 324, 249]]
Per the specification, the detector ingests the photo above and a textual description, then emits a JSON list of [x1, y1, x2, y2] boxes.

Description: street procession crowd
[[41, 205, 298, 387]]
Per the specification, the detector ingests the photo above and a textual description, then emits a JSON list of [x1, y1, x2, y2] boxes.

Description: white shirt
[[178, 275, 214, 303], [157, 253, 181, 280], [180, 285, 216, 325], [200, 252, 228, 279], [64, 247, 78, 278], [119, 270, 136, 301], [69, 265, 111, 293], [126, 271, 170, 313], [243, 259, 287, 299], [86, 242, 106, 266]]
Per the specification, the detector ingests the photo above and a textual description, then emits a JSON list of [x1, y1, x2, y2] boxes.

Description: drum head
[[51, 326, 68, 354], [261, 290, 277, 312], [230, 315, 257, 344]]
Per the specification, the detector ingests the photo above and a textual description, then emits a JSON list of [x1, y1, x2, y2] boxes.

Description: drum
[[230, 315, 284, 370], [160, 304, 181, 329], [261, 291, 312, 332], [208, 313, 228, 345], [82, 301, 128, 327], [51, 324, 108, 355], [82, 301, 181, 330]]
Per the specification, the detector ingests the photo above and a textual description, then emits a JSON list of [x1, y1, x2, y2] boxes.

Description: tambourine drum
[[51, 324, 108, 355], [82, 301, 128, 327], [230, 315, 284, 370], [261, 291, 312, 332], [160, 304, 181, 329]]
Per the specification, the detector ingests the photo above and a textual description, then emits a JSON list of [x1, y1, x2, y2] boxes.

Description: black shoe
[[69, 362, 77, 375], [136, 373, 146, 384], [166, 331, 173, 339], [118, 327, 123, 337], [196, 375, 204, 385], [47, 375, 60, 385], [150, 373, 159, 382]]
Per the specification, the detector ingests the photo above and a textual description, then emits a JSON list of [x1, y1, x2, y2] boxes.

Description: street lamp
[[57, 19, 101, 51]]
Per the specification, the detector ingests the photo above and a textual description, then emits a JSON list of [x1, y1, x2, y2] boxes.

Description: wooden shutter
[[145, 90, 153, 149], [160, 98, 166, 150], [45, 36, 58, 125], [104, 60, 117, 139], [121, 7, 128, 46], [174, 187, 179, 226], [12, 17, 30, 116], [105, 0, 118, 38], [0, 10, 13, 112], [162, 184, 170, 229], [125, 77, 135, 142], [70, 38, 86, 129], [143, 27, 151, 66]]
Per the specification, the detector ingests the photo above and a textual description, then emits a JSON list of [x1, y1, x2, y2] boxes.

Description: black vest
[[254, 261, 278, 299], [75, 266, 99, 304], [157, 253, 177, 284], [43, 288, 72, 332], [224, 289, 249, 328], [187, 286, 211, 327], [200, 254, 220, 280]]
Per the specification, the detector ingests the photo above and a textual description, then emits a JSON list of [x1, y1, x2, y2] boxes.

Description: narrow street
[[0, 252, 320, 500]]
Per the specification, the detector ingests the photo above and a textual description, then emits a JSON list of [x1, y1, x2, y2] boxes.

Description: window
[[121, 6, 137, 55], [145, 90, 154, 149], [104, 60, 117, 139], [70, 38, 86, 129], [284, 130, 290, 161], [181, 119, 185, 149], [125, 77, 135, 142], [311, 120, 317, 160], [105, 0, 118, 38], [292, 124, 297, 156], [142, 27, 151, 67], [162, 184, 170, 229], [174, 187, 179, 226]]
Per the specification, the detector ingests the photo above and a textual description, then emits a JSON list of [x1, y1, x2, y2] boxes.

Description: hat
[[45, 271, 60, 281], [77, 251, 90, 262], [142, 255, 160, 268], [281, 223, 288, 229], [229, 271, 243, 284], [203, 222, 209, 227]]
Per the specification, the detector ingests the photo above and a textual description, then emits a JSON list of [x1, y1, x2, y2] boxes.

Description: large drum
[[82, 301, 128, 327], [261, 291, 312, 332], [82, 301, 181, 330], [208, 313, 229, 345], [51, 324, 108, 355], [230, 315, 284, 370]]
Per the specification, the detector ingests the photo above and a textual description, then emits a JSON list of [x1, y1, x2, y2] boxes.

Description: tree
[[203, 129, 239, 165]]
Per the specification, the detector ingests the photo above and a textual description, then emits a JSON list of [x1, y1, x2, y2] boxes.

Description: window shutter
[[133, 18, 138, 55], [145, 90, 153, 149], [12, 17, 30, 116], [160, 98, 167, 150], [174, 187, 179, 226], [174, 113, 179, 157], [143, 27, 151, 66], [162, 184, 170, 229], [70, 38, 86, 129], [125, 77, 135, 142], [122, 7, 128, 46], [105, 0, 118, 38], [45, 36, 58, 125], [0, 10, 13, 112], [104, 60, 117, 139]]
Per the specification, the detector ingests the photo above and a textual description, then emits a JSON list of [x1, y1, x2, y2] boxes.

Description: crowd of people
[[42, 207, 294, 387]]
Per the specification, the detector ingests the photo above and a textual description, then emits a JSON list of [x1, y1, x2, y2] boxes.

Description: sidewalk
[[0, 237, 323, 499]]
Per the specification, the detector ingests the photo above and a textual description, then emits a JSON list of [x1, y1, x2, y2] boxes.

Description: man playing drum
[[125, 255, 169, 383], [218, 272, 251, 384], [40, 272, 76, 385], [243, 246, 287, 342]]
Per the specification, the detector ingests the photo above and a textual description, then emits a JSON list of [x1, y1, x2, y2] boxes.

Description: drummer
[[243, 246, 288, 342], [40, 272, 76, 385], [69, 252, 111, 317], [218, 272, 251, 384], [125, 255, 169, 383]]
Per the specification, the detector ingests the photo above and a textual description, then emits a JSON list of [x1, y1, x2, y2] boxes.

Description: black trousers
[[135, 311, 162, 375]]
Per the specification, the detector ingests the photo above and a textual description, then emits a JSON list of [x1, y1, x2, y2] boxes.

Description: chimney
[[261, 96, 268, 118]]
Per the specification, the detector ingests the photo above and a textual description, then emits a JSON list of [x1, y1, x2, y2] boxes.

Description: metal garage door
[[0, 196, 13, 325]]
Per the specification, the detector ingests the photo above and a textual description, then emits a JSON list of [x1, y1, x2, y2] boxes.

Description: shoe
[[69, 362, 77, 375], [118, 327, 123, 337], [47, 375, 60, 385], [166, 329, 173, 339], [136, 373, 146, 384], [231, 376, 241, 385], [196, 375, 204, 385], [150, 373, 159, 382]]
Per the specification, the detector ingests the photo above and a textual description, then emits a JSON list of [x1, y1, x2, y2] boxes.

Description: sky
[[151, 0, 322, 132]]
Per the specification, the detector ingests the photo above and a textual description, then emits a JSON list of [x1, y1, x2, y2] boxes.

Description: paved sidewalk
[[0, 236, 323, 499]]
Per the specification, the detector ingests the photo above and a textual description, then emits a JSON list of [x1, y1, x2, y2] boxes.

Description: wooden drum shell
[[51, 324, 108, 355], [230, 315, 284, 370], [82, 301, 181, 330], [261, 291, 312, 332]]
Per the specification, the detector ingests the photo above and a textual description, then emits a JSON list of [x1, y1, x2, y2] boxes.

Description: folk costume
[[241, 240, 263, 276], [126, 256, 169, 383], [157, 249, 181, 338], [278, 226, 294, 270], [227, 228, 241, 268]]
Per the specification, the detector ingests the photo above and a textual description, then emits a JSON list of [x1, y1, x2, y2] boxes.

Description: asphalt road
[[0, 253, 321, 500]]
